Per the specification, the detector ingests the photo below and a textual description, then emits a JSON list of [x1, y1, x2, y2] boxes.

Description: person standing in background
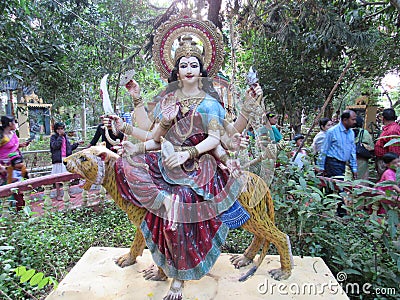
[[312, 117, 334, 155], [291, 134, 307, 168], [318, 110, 358, 179], [266, 112, 283, 143], [88, 121, 125, 151], [7, 153, 29, 211], [121, 108, 133, 125], [374, 108, 400, 179], [50, 122, 83, 201], [370, 152, 400, 215], [317, 110, 357, 216], [0, 115, 30, 184], [350, 116, 374, 181]]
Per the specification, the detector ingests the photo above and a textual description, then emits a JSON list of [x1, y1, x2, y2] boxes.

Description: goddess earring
[[177, 74, 183, 88]]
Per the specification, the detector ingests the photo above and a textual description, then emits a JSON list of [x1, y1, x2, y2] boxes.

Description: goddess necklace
[[173, 89, 205, 139], [175, 89, 205, 115]]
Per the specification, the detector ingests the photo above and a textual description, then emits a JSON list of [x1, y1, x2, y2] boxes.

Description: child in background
[[372, 152, 400, 215], [7, 153, 29, 211], [376, 152, 400, 193], [291, 134, 307, 168], [7, 153, 28, 183]]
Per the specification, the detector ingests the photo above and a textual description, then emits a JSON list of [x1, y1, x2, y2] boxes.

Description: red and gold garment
[[116, 93, 246, 280]]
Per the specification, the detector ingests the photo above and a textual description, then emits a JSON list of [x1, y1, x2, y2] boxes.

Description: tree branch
[[390, 0, 400, 12], [359, 0, 388, 6], [364, 6, 391, 19]]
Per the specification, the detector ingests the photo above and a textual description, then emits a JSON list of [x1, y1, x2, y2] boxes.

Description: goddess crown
[[152, 10, 224, 79], [174, 35, 204, 65]]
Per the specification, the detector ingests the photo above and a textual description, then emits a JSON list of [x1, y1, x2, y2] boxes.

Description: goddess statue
[[104, 10, 265, 300]]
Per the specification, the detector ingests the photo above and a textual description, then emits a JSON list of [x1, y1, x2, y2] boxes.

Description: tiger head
[[63, 144, 119, 190]]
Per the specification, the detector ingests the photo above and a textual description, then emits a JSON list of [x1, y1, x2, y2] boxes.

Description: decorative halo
[[152, 11, 224, 79]]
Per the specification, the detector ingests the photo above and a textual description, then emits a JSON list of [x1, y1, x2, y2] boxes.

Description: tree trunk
[[390, 0, 400, 12], [207, 0, 223, 29]]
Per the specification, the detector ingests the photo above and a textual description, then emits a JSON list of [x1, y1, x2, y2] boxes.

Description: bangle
[[138, 142, 146, 154], [186, 146, 199, 159], [121, 122, 133, 135], [133, 96, 144, 107], [219, 154, 229, 164], [159, 119, 172, 130]]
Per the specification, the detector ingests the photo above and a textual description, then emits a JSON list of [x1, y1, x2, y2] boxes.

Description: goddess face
[[178, 57, 201, 86]]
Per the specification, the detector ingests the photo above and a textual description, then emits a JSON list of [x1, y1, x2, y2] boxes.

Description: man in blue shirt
[[121, 110, 133, 125], [317, 110, 357, 217], [318, 110, 358, 179]]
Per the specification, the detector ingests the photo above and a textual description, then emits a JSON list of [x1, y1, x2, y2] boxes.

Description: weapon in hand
[[100, 74, 120, 146], [100, 74, 114, 115], [246, 66, 262, 104]]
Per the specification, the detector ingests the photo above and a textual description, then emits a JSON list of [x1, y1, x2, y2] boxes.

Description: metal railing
[[21, 147, 88, 177]]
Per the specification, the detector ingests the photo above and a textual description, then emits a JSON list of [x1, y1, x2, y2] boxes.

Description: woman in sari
[[0, 115, 30, 184]]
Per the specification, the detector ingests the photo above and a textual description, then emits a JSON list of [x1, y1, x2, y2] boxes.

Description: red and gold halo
[[152, 12, 224, 79]]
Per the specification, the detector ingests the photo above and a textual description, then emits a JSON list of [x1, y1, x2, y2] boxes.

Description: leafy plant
[[14, 266, 57, 289], [269, 147, 399, 299]]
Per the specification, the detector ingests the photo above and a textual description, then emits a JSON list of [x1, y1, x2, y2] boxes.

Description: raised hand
[[226, 158, 242, 178], [125, 79, 141, 99], [230, 132, 249, 151], [161, 93, 179, 122], [245, 83, 263, 105]]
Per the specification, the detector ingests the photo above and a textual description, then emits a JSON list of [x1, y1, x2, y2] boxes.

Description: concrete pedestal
[[46, 247, 348, 300]]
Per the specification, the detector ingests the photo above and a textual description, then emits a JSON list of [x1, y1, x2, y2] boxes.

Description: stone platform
[[46, 247, 348, 300]]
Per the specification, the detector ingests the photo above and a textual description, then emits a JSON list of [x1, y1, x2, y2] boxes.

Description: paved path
[[28, 185, 111, 215]]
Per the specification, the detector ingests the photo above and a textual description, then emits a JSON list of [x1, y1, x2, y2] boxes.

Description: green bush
[[269, 149, 399, 299], [0, 202, 136, 299]]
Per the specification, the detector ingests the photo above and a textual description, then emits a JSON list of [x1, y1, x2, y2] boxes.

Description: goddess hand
[[119, 141, 145, 157], [125, 79, 141, 99], [161, 93, 179, 122], [226, 158, 241, 178], [230, 132, 248, 150], [245, 83, 263, 104], [164, 151, 189, 169], [102, 114, 123, 131]]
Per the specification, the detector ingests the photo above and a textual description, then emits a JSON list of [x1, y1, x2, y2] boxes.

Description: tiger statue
[[63, 145, 293, 282]]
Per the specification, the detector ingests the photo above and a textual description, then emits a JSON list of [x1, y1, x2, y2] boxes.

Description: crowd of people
[[282, 108, 400, 216], [279, 108, 400, 190]]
